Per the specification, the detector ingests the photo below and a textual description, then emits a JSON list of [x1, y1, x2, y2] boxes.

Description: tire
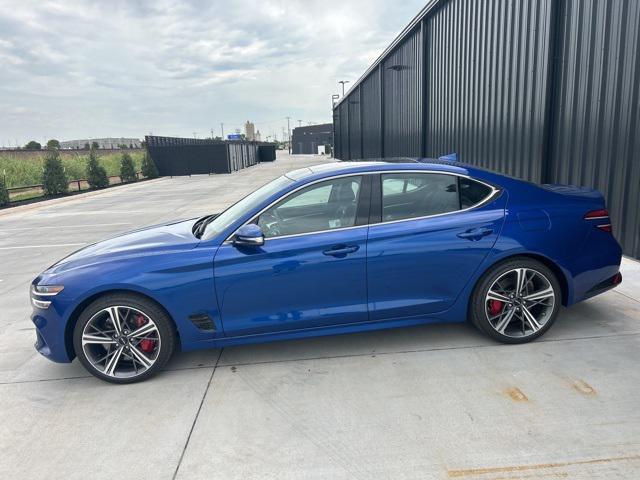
[[73, 293, 176, 384], [469, 257, 561, 344]]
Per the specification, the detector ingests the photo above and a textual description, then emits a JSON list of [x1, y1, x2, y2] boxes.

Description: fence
[[145, 136, 276, 176], [6, 172, 143, 203]]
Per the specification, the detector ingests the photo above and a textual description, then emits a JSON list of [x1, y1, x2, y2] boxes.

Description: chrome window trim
[[224, 170, 501, 243]]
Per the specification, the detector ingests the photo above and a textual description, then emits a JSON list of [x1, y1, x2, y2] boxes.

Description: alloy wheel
[[485, 268, 556, 338], [81, 306, 161, 378]]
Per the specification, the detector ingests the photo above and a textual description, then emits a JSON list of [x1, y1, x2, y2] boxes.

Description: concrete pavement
[[1, 152, 639, 479]]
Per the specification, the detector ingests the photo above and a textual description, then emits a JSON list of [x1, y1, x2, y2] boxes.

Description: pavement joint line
[[0, 242, 86, 250], [172, 348, 223, 480], [1, 331, 638, 387], [613, 289, 640, 305], [0, 222, 134, 231], [210, 331, 640, 368]]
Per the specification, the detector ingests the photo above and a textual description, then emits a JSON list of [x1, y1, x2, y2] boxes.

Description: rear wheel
[[73, 293, 176, 384], [470, 258, 561, 343]]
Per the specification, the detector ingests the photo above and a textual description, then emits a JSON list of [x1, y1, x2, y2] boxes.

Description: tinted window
[[381, 173, 459, 222], [459, 177, 492, 208], [258, 176, 362, 238]]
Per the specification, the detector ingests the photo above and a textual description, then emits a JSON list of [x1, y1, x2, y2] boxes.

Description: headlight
[[31, 285, 64, 309]]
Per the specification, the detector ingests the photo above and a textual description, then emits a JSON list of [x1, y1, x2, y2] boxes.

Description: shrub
[[46, 139, 60, 150], [0, 177, 9, 206], [86, 150, 109, 188], [25, 140, 41, 150], [140, 151, 159, 178], [42, 150, 68, 195], [119, 152, 136, 182]]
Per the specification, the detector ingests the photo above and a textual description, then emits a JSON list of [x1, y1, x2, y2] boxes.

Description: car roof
[[285, 158, 477, 182]]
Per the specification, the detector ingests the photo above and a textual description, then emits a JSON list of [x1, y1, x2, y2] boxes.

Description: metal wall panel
[[348, 88, 362, 159], [339, 101, 350, 159], [383, 28, 422, 157], [361, 71, 382, 158], [426, 0, 552, 180], [333, 109, 342, 159], [548, 0, 640, 258]]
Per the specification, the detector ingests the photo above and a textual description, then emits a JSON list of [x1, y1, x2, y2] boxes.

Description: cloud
[[0, 0, 425, 145]]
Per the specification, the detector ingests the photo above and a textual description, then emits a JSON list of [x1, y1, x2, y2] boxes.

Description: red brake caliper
[[488, 299, 504, 316], [134, 314, 155, 353]]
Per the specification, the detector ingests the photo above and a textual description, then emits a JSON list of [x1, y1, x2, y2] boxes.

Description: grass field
[[0, 150, 144, 189]]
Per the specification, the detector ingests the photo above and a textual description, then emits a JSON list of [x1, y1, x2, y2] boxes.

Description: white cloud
[[0, 0, 425, 145]]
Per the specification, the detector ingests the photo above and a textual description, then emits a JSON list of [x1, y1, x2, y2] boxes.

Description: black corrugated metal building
[[292, 124, 333, 154], [333, 0, 640, 259]]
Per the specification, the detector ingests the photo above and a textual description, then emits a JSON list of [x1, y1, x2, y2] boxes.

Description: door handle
[[323, 245, 360, 257], [457, 227, 493, 241]]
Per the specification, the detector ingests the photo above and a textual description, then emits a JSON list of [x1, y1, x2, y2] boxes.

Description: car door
[[214, 174, 371, 337], [367, 171, 506, 321]]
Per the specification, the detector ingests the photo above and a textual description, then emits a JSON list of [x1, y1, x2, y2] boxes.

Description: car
[[31, 158, 623, 383]]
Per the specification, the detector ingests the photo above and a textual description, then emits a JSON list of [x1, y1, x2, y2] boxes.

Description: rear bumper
[[583, 272, 623, 300], [567, 230, 623, 305]]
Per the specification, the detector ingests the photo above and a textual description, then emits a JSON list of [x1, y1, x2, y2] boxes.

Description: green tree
[[24, 140, 41, 150], [141, 151, 159, 178], [119, 152, 136, 182], [91, 141, 100, 150], [86, 150, 109, 188], [46, 139, 60, 150], [0, 177, 9, 207], [42, 150, 68, 195]]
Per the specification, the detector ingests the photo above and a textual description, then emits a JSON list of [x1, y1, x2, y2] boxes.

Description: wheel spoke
[[106, 307, 123, 335], [514, 268, 527, 295], [487, 290, 511, 303], [82, 333, 116, 345], [104, 347, 124, 376], [130, 322, 158, 339], [129, 345, 153, 368], [524, 286, 554, 302], [494, 308, 516, 333], [520, 305, 542, 332]]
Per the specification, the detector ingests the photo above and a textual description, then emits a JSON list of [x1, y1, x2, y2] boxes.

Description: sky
[[0, 0, 426, 146]]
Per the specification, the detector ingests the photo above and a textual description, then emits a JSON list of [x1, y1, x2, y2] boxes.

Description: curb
[[0, 177, 169, 218]]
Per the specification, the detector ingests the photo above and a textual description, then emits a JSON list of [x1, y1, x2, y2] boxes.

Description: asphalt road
[[1, 152, 639, 479]]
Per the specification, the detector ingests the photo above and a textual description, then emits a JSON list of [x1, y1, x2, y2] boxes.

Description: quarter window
[[459, 177, 492, 209], [258, 176, 362, 238]]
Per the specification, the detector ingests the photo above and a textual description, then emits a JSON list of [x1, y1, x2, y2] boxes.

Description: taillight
[[584, 209, 612, 232]]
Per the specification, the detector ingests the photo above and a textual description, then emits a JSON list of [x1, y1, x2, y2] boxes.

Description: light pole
[[286, 117, 291, 154], [338, 80, 350, 97]]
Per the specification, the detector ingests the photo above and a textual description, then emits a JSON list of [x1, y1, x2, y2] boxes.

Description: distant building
[[59, 137, 142, 149], [292, 124, 333, 154], [244, 121, 256, 141]]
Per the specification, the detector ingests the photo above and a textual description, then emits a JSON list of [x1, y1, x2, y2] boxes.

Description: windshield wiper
[[193, 214, 219, 238]]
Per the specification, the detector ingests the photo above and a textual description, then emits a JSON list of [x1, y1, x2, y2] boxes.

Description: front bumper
[[31, 307, 74, 363]]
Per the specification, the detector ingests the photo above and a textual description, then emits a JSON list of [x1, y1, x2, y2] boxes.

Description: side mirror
[[233, 224, 265, 247]]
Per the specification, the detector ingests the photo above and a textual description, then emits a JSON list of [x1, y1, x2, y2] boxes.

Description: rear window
[[381, 173, 459, 222], [380, 173, 494, 223]]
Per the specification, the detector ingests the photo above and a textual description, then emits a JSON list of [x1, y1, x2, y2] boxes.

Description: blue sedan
[[31, 159, 622, 383]]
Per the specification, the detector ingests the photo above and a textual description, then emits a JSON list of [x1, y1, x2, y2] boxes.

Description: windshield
[[201, 175, 294, 240]]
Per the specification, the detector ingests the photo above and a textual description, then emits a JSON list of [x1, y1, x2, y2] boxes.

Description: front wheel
[[470, 258, 561, 344], [73, 293, 176, 384]]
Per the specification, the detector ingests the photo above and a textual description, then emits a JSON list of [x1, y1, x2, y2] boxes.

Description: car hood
[[46, 218, 200, 274]]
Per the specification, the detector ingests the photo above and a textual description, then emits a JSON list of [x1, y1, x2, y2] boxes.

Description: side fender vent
[[188, 313, 216, 332]]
